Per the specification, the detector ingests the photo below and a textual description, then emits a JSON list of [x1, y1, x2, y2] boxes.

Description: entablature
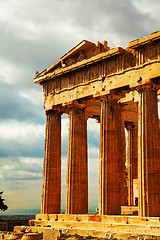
[[34, 31, 160, 112]]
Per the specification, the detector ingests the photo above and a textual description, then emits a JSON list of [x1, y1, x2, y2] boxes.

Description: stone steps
[[45, 220, 160, 233], [30, 218, 160, 232], [35, 213, 160, 225], [14, 225, 160, 240], [14, 215, 160, 239]]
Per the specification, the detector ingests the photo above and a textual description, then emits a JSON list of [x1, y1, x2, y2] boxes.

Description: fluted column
[[125, 123, 138, 206], [138, 84, 160, 217], [66, 107, 88, 214], [41, 110, 61, 214], [120, 108, 128, 207], [99, 95, 125, 215]]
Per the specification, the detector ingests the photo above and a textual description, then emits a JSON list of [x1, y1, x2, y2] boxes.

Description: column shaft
[[120, 114, 128, 207], [126, 125, 138, 206], [99, 97, 124, 215], [66, 108, 88, 214], [41, 111, 61, 214], [138, 85, 160, 217]]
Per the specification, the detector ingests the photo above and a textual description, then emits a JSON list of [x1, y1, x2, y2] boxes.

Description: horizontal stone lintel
[[43, 61, 160, 111]]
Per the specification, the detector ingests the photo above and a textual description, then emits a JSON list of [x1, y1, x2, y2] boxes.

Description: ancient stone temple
[[24, 32, 160, 239]]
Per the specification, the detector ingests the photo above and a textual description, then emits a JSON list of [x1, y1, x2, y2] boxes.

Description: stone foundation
[[12, 214, 160, 239]]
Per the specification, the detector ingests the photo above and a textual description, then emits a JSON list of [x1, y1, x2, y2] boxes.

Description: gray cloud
[[0, 81, 45, 123], [0, 157, 43, 182], [1, 0, 157, 77], [0, 138, 44, 158], [0, 0, 160, 210]]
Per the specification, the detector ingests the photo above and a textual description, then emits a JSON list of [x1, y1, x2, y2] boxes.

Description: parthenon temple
[[27, 32, 160, 238]]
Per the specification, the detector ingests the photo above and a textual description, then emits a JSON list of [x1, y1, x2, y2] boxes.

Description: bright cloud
[[0, 0, 160, 212], [0, 121, 44, 143]]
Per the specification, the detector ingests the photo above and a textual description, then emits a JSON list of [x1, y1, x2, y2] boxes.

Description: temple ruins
[[20, 31, 160, 238]]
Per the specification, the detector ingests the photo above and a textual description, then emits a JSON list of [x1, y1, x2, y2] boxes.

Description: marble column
[[99, 96, 126, 215], [41, 110, 61, 214], [138, 84, 160, 217], [125, 123, 138, 206], [66, 107, 88, 214], [120, 108, 128, 207]]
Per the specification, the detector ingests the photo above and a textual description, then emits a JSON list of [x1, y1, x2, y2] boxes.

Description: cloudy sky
[[0, 0, 160, 213]]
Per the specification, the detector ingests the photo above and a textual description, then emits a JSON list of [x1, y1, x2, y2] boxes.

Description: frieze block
[[106, 59, 117, 74], [145, 43, 160, 62], [124, 49, 136, 69]]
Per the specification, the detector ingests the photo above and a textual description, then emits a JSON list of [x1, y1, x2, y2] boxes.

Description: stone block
[[43, 229, 61, 240], [65, 229, 77, 235], [21, 233, 41, 240], [101, 215, 128, 224], [75, 229, 89, 237], [75, 215, 89, 222], [89, 216, 101, 222], [86, 230, 102, 238], [58, 215, 77, 222], [48, 215, 58, 221], [0, 233, 4, 239], [4, 233, 12, 239], [35, 214, 49, 221]]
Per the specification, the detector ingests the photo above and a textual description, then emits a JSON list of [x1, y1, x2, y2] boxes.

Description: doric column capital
[[45, 107, 64, 116], [68, 106, 85, 115], [66, 100, 91, 120], [46, 110, 59, 116], [99, 94, 122, 103], [136, 83, 159, 93], [65, 99, 90, 113]]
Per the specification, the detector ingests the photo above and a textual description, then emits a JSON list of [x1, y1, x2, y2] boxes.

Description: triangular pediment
[[60, 40, 95, 61], [60, 39, 110, 67], [36, 39, 110, 76]]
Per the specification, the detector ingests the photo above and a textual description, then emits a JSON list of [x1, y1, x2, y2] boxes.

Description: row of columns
[[41, 84, 160, 217]]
